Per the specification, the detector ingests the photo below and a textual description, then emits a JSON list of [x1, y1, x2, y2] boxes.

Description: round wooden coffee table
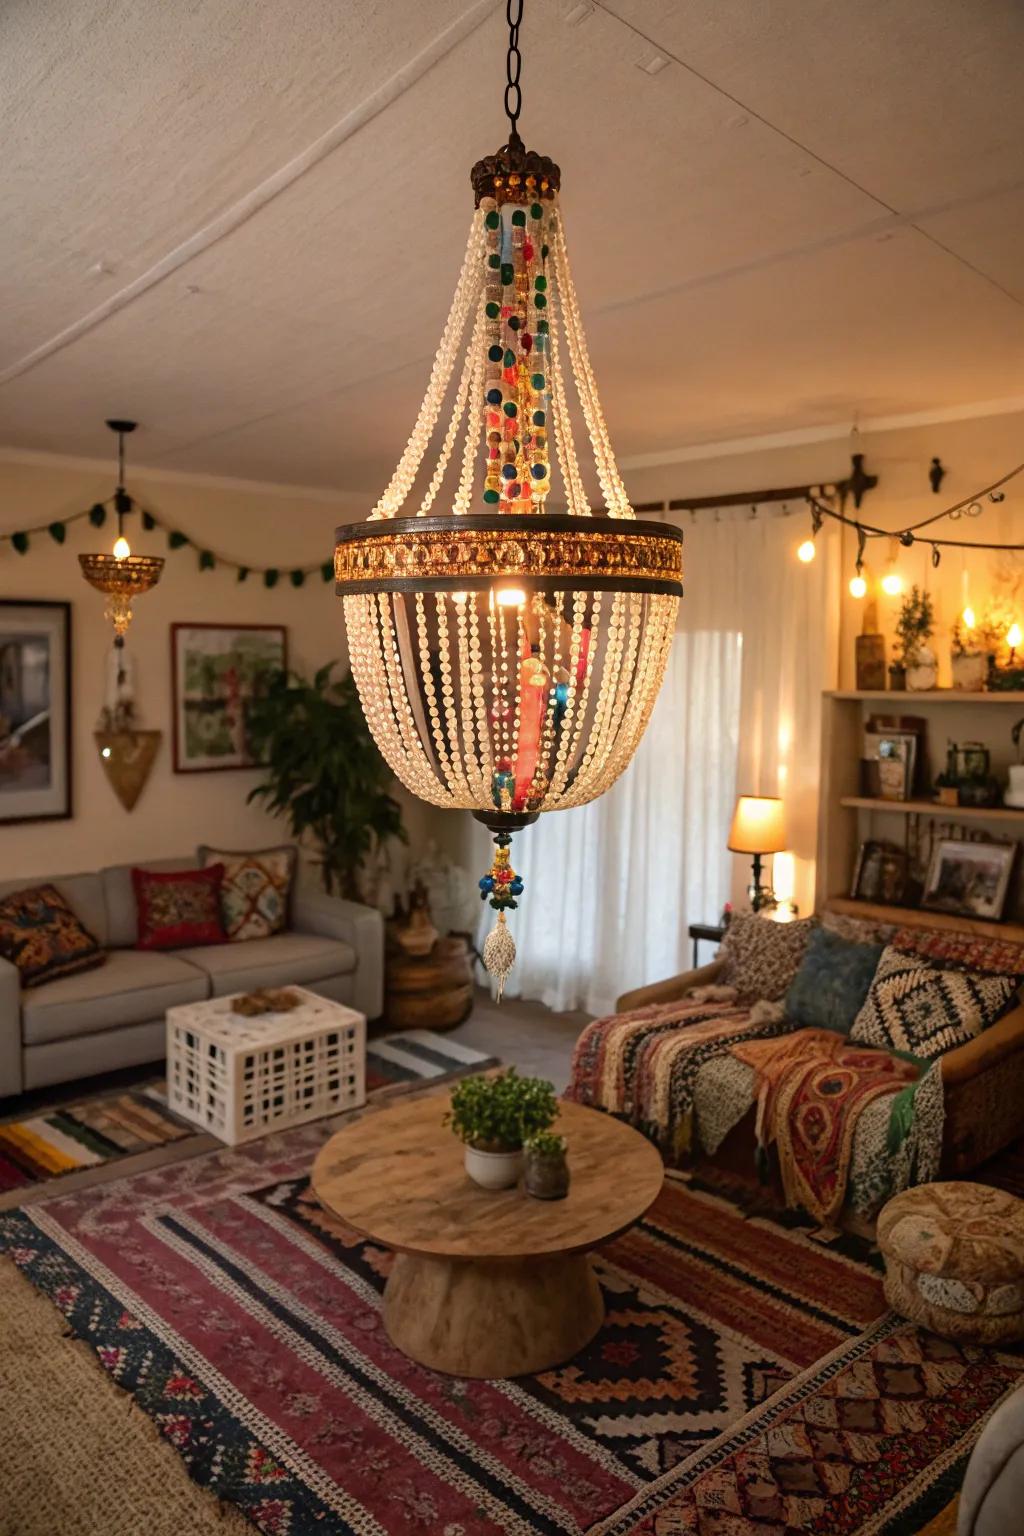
[[311, 1094, 663, 1378]]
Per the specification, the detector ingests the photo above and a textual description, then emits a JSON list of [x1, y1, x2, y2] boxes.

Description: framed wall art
[[171, 622, 287, 773], [0, 599, 72, 824], [922, 837, 1015, 923]]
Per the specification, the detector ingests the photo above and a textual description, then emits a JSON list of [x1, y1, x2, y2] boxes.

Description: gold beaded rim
[[78, 553, 165, 596], [333, 515, 683, 597]]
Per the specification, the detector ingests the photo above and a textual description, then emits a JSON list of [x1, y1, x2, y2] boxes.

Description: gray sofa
[[0, 857, 384, 1097]]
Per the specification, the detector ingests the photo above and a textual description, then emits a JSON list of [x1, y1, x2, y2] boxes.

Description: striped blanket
[[566, 994, 787, 1158]]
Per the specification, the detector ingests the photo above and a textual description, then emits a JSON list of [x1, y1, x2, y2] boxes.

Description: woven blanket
[[731, 1028, 920, 1225], [566, 994, 787, 1158]]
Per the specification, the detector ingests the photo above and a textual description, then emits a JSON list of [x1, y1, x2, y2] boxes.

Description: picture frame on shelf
[[171, 622, 287, 773], [0, 599, 72, 824], [850, 840, 908, 905], [921, 837, 1015, 922]]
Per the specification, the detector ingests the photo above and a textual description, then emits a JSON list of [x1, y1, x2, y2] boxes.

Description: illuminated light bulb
[[1008, 623, 1022, 650], [881, 571, 903, 596], [849, 574, 867, 599], [796, 539, 816, 564], [113, 535, 131, 560], [494, 586, 526, 607], [962, 606, 976, 630], [101, 746, 112, 759]]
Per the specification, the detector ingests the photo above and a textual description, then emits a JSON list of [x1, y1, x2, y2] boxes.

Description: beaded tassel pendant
[[479, 833, 524, 999]]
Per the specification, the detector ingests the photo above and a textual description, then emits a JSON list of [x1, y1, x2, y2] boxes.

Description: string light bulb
[[962, 605, 976, 630], [881, 571, 903, 596], [849, 573, 867, 599], [1008, 622, 1022, 650], [797, 539, 816, 563]]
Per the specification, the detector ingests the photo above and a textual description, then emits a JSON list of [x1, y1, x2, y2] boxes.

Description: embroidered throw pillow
[[850, 944, 1019, 1059], [718, 912, 817, 1003], [198, 844, 296, 942], [0, 884, 106, 988], [890, 925, 1024, 977], [133, 865, 226, 951], [784, 927, 884, 1036]]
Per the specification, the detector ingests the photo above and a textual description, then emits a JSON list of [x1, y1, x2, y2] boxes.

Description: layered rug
[[0, 1031, 496, 1194], [3, 1115, 1021, 1536]]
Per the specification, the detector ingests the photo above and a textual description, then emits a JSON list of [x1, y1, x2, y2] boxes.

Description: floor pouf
[[877, 1181, 1024, 1344]]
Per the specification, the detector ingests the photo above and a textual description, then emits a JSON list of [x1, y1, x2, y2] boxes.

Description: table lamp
[[727, 795, 787, 912]]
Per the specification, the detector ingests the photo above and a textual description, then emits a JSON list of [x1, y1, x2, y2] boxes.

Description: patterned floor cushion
[[878, 1181, 1024, 1344]]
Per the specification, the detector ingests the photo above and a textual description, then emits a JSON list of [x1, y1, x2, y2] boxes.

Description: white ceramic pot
[[906, 644, 938, 691], [464, 1143, 523, 1190]]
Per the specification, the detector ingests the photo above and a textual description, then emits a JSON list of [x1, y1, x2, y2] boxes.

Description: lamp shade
[[728, 795, 787, 855]]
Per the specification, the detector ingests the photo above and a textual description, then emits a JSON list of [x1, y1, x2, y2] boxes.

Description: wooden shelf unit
[[816, 690, 1024, 918]]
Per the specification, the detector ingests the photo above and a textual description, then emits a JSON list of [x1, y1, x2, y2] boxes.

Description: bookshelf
[[816, 690, 1024, 919]]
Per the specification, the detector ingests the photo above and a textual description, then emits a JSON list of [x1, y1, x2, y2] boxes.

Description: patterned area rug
[[4, 1110, 1016, 1535], [0, 1031, 496, 1193]]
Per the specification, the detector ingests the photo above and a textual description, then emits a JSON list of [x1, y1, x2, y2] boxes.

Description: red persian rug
[[2, 1122, 1020, 1535]]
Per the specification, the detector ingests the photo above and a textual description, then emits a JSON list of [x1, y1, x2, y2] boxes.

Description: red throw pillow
[[132, 865, 226, 950]]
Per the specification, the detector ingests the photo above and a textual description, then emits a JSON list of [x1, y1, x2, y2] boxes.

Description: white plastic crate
[[166, 986, 365, 1145]]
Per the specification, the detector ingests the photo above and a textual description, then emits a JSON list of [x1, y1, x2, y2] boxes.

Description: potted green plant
[[896, 586, 937, 691], [446, 1068, 557, 1189], [245, 664, 406, 897], [523, 1130, 570, 1200]]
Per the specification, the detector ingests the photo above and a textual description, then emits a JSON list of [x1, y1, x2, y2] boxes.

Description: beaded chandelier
[[334, 1, 683, 993]]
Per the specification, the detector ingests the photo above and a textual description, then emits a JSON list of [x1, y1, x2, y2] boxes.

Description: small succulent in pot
[[446, 1068, 558, 1190], [524, 1130, 570, 1201]]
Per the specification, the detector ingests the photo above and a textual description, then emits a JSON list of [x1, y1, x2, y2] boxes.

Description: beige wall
[[0, 453, 447, 881], [624, 408, 1024, 690]]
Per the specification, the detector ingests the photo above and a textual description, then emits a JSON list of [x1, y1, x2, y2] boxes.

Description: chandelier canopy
[[334, 2, 683, 992], [79, 420, 164, 641]]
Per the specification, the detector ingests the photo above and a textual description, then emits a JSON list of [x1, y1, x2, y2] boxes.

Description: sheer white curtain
[[475, 508, 839, 1013]]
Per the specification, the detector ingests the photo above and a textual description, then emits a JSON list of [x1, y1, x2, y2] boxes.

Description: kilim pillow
[[784, 926, 885, 1036], [718, 912, 818, 1003], [890, 925, 1024, 977], [198, 844, 296, 943], [133, 865, 226, 951], [850, 944, 1020, 1059], [0, 884, 106, 988]]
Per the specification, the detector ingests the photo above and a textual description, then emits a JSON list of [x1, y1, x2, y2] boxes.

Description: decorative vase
[[888, 662, 906, 691], [951, 652, 987, 692], [524, 1148, 570, 1200], [905, 644, 938, 692], [464, 1143, 522, 1190]]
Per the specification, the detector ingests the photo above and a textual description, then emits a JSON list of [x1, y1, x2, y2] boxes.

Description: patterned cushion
[[891, 925, 1024, 976], [132, 865, 226, 951], [851, 945, 1019, 1058], [784, 927, 884, 1036], [0, 884, 106, 988], [718, 913, 817, 1003], [821, 909, 899, 946], [198, 844, 296, 943]]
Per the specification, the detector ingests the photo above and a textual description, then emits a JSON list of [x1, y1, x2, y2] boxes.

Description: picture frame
[[171, 622, 287, 773], [0, 599, 72, 824], [850, 839, 908, 905], [922, 837, 1015, 922]]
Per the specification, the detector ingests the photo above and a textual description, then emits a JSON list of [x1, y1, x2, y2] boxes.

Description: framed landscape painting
[[171, 623, 287, 773], [0, 600, 72, 823]]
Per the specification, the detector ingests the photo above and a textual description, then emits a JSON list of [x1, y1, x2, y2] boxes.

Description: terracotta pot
[[464, 1144, 522, 1190], [524, 1150, 570, 1200]]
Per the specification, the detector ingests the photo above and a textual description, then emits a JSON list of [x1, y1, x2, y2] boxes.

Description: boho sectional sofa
[[569, 901, 1024, 1227], [0, 856, 384, 1097]]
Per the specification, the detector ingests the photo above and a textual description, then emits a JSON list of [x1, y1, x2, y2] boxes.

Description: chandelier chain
[[505, 0, 524, 143]]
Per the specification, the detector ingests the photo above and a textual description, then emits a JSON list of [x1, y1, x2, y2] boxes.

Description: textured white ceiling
[[2, 0, 1023, 492]]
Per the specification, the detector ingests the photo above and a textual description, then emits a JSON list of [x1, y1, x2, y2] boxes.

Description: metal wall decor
[[333, 0, 683, 994]]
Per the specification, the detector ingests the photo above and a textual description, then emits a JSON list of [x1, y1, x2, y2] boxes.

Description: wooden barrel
[[385, 934, 474, 1032]]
